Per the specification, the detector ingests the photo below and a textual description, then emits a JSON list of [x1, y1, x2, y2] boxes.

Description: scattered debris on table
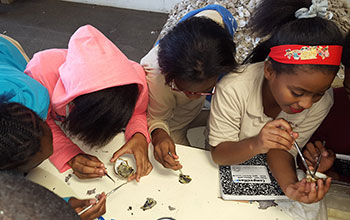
[[101, 150, 109, 153], [114, 158, 134, 178], [95, 193, 101, 200], [168, 205, 176, 211], [65, 173, 73, 185], [179, 174, 192, 184], [257, 200, 277, 210], [127, 206, 132, 211], [140, 198, 157, 211], [52, 187, 55, 191], [86, 188, 96, 195]]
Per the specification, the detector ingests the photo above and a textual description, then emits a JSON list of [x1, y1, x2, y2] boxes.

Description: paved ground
[[0, 0, 168, 61]]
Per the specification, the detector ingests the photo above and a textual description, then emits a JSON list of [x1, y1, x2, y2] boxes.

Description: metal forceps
[[294, 141, 316, 179], [78, 181, 129, 216]]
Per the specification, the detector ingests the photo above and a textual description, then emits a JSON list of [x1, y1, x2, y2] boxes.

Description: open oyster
[[140, 198, 157, 211], [306, 171, 327, 183], [179, 173, 192, 184], [114, 158, 134, 179]]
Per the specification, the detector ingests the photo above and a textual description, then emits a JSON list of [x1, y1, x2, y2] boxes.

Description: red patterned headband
[[269, 45, 343, 65]]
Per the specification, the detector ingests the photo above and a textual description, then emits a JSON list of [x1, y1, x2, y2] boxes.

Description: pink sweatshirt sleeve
[[124, 62, 150, 143], [47, 112, 84, 172]]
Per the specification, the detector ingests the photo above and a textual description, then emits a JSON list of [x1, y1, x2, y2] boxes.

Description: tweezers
[[313, 154, 322, 175], [294, 141, 316, 179], [78, 181, 128, 216], [105, 173, 115, 183]]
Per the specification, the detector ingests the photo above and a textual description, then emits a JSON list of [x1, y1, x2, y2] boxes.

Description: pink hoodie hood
[[52, 25, 145, 115]]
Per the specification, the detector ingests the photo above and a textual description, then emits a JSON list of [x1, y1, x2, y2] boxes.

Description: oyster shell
[[140, 198, 157, 211], [306, 171, 327, 183], [114, 158, 134, 179], [179, 173, 192, 184]]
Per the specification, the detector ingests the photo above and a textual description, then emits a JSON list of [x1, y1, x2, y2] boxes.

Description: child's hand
[[110, 133, 153, 182], [69, 193, 107, 220], [152, 129, 182, 170], [303, 141, 335, 173], [284, 178, 331, 204], [68, 154, 106, 179], [254, 119, 297, 154]]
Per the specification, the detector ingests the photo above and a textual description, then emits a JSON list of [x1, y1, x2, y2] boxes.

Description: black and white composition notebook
[[219, 154, 287, 200]]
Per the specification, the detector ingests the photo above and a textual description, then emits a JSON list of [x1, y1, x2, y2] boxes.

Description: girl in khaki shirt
[[141, 5, 238, 170], [209, 0, 344, 204]]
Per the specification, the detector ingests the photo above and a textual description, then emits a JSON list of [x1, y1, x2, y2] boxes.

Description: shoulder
[[217, 62, 264, 95], [26, 49, 67, 76]]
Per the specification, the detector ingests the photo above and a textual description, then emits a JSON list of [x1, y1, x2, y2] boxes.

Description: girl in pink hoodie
[[25, 25, 151, 182]]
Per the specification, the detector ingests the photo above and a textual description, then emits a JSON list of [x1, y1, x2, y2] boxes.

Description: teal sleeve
[[0, 36, 50, 120], [62, 197, 71, 203]]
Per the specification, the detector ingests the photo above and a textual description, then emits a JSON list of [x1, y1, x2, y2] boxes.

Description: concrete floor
[[0, 0, 168, 61]]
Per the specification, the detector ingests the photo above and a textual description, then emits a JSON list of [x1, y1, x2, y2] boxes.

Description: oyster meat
[[140, 198, 157, 211], [114, 158, 134, 178]]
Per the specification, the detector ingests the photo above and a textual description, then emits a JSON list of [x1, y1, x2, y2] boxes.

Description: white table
[[27, 133, 292, 220]]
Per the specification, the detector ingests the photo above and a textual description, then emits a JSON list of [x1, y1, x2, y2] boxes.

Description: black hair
[[0, 103, 43, 170], [244, 0, 344, 75], [62, 84, 139, 147], [342, 31, 350, 67], [158, 16, 238, 84], [0, 172, 80, 219]]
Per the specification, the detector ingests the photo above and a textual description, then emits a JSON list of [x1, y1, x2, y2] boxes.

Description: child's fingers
[[270, 118, 293, 133], [134, 153, 143, 182], [73, 171, 104, 179], [78, 155, 104, 168], [302, 145, 313, 159], [110, 147, 126, 162], [82, 194, 106, 220], [314, 141, 327, 153], [169, 144, 179, 159], [316, 179, 326, 200], [324, 177, 332, 193], [307, 182, 317, 202], [297, 179, 306, 194], [303, 150, 314, 166], [69, 197, 95, 209], [153, 146, 165, 166]]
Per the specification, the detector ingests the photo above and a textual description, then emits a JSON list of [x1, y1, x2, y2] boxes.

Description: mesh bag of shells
[[159, 0, 350, 64]]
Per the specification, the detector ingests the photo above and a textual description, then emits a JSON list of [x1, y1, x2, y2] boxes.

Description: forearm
[[151, 128, 170, 146], [267, 149, 297, 192], [211, 137, 260, 165]]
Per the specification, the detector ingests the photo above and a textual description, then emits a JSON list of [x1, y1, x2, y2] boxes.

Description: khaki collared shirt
[[208, 62, 334, 157]]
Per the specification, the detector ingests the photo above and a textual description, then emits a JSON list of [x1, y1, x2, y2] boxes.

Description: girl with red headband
[[208, 0, 344, 204]]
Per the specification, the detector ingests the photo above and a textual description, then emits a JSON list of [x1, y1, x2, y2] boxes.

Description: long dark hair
[[62, 84, 139, 147], [244, 0, 344, 75], [343, 31, 350, 67], [0, 103, 43, 169], [158, 16, 238, 84]]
